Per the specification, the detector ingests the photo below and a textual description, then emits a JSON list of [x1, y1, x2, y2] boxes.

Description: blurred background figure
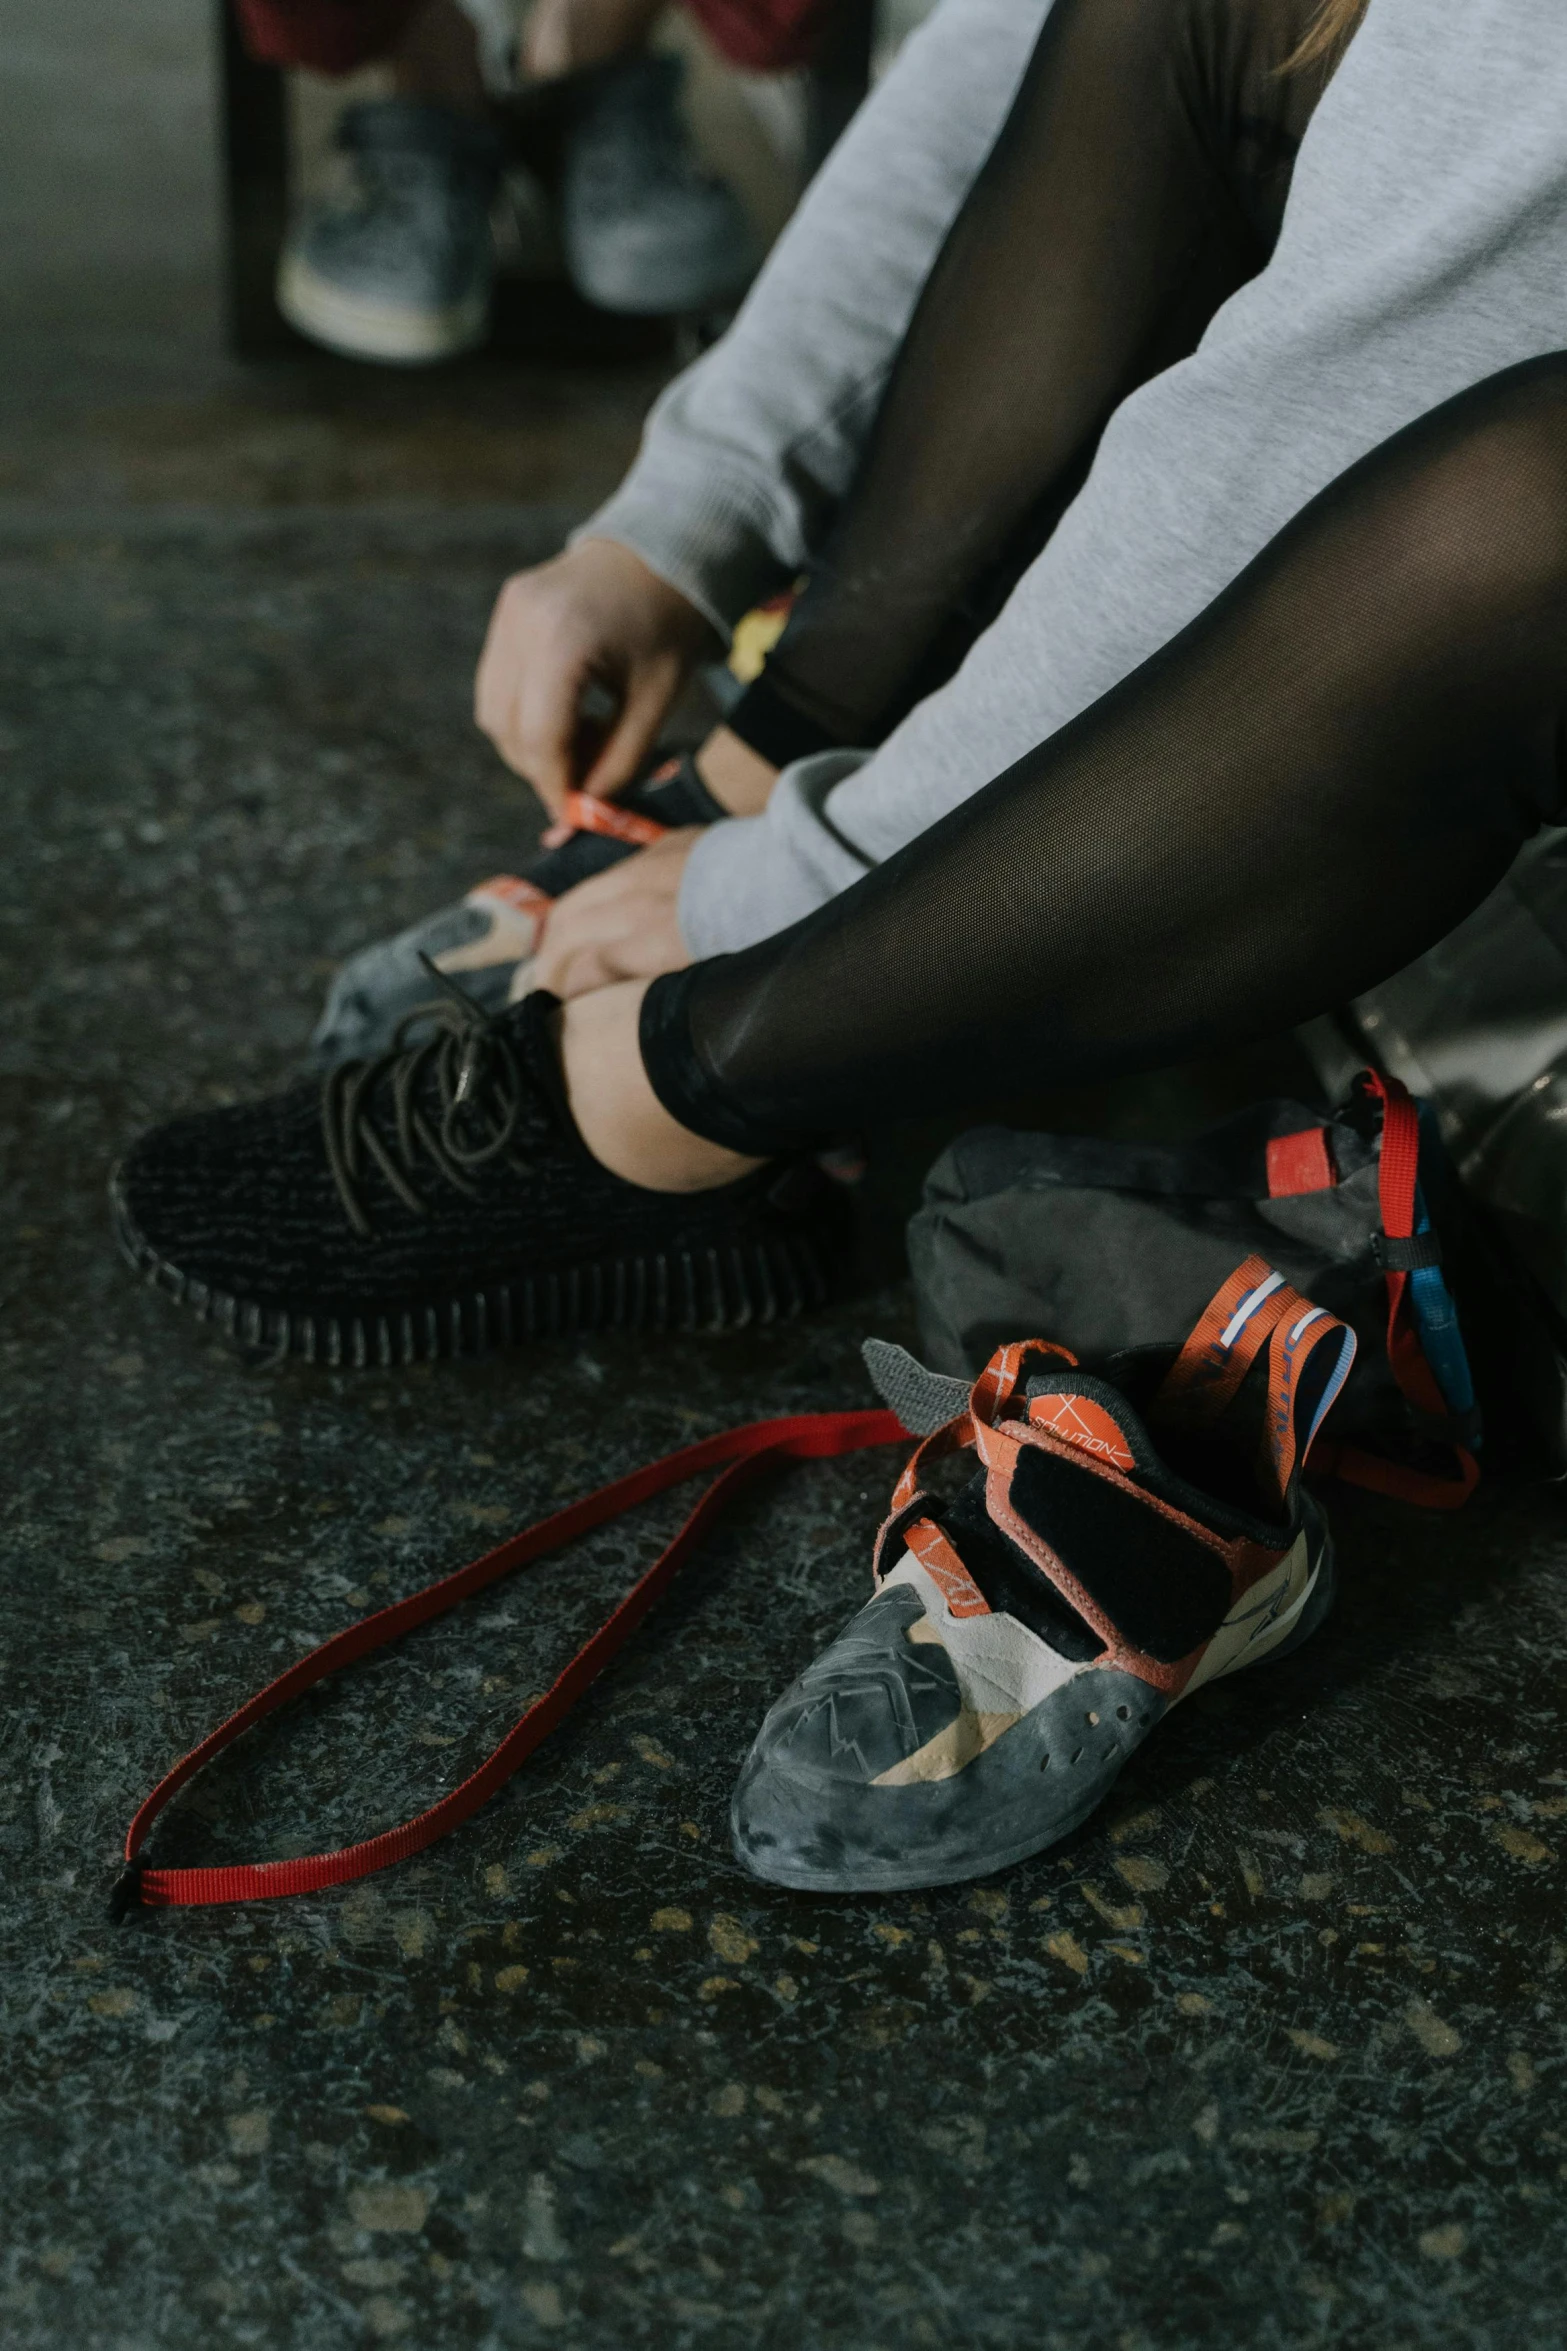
[[238, 0, 835, 362]]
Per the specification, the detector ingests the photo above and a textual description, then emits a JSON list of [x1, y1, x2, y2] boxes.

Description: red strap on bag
[[1265, 1126, 1336, 1197], [113, 1407, 903, 1916], [1309, 1070, 1479, 1511]]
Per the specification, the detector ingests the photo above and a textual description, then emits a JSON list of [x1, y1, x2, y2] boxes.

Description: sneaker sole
[[110, 1163, 837, 1367], [732, 1521, 1336, 1895], [277, 254, 489, 364]]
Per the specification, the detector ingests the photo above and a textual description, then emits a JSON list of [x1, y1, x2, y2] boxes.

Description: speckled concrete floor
[[6, 8, 1567, 2342], [7, 486, 1567, 2351]]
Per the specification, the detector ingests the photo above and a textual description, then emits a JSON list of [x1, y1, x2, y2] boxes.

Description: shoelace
[[322, 962, 538, 1238]]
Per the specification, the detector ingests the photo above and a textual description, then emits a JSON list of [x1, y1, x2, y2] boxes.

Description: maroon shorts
[[235, 0, 834, 77]]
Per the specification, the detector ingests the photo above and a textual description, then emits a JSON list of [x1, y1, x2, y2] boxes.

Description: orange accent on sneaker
[[559, 791, 668, 849], [1027, 1391, 1135, 1470], [903, 1517, 991, 1619], [465, 875, 553, 918], [434, 879, 550, 977], [1263, 1299, 1344, 1498]]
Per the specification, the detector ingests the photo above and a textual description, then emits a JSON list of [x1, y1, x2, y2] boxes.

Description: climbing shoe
[[112, 986, 851, 1367], [731, 1259, 1355, 1893], [312, 753, 725, 1068]]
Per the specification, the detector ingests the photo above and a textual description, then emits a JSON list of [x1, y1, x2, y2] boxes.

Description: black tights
[[728, 0, 1331, 768], [643, 357, 1567, 1153]]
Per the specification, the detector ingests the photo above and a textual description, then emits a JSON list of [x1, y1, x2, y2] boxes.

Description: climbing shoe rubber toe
[[732, 1262, 1351, 1894]]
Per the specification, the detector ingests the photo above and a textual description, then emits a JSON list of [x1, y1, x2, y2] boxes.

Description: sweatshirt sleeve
[[677, 750, 878, 957], [572, 0, 1054, 636]]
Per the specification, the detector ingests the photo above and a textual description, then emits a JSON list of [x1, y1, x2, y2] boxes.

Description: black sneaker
[[311, 753, 726, 1068], [112, 988, 851, 1367]]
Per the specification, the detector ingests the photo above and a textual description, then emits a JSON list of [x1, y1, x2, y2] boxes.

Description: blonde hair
[[1284, 0, 1369, 74]]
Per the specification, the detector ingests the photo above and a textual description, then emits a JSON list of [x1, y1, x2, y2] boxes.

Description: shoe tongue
[[1023, 1369, 1148, 1475], [499, 991, 576, 1139]]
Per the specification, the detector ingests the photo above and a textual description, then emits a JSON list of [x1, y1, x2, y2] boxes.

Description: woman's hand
[[475, 538, 716, 818], [531, 829, 699, 1000]]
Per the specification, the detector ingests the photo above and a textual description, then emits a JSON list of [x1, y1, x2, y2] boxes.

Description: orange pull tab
[[1263, 1301, 1356, 1502], [1027, 1391, 1135, 1470], [1154, 1255, 1296, 1426], [903, 1519, 991, 1618], [969, 1338, 1076, 1428], [1157, 1257, 1358, 1509]]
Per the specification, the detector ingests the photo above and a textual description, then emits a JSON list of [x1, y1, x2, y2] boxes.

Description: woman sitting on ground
[[122, 0, 1567, 1312]]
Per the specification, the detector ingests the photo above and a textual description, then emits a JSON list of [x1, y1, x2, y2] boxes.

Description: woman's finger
[[579, 663, 676, 800]]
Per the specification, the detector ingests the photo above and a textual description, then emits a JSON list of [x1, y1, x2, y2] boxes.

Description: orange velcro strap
[[1154, 1255, 1297, 1424], [1156, 1256, 1355, 1509], [903, 1518, 991, 1617], [969, 1338, 1076, 1428]]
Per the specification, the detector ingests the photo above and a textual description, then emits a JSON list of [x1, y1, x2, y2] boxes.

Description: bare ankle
[[694, 728, 779, 817], [559, 984, 763, 1193]]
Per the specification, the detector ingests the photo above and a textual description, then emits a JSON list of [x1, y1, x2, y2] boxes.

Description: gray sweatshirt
[[580, 0, 1567, 958]]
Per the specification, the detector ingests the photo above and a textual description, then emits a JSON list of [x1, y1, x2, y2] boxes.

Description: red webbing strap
[[1347, 1070, 1478, 1510], [117, 1407, 903, 1913], [1370, 1068, 1420, 1256], [1306, 1432, 1478, 1510]]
